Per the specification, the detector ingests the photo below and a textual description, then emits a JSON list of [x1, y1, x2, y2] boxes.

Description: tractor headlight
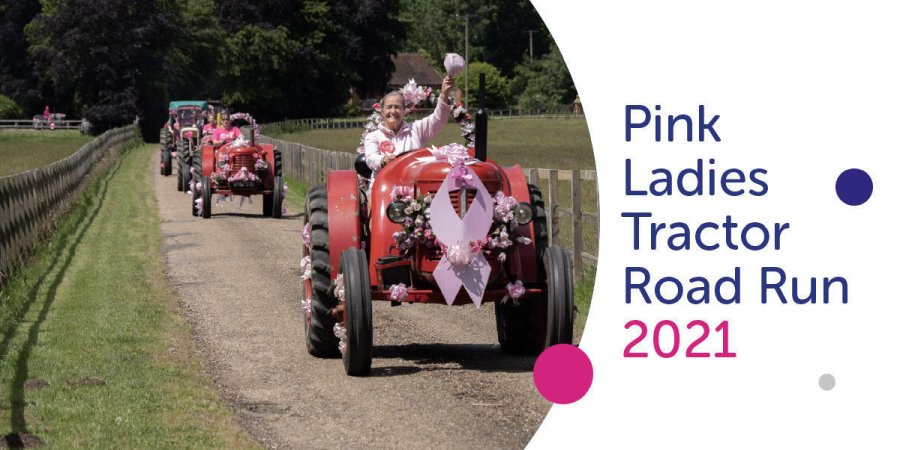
[[513, 202, 534, 225], [387, 201, 407, 223]]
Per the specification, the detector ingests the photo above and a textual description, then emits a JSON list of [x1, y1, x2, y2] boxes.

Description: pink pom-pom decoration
[[389, 283, 409, 302], [444, 53, 465, 77]]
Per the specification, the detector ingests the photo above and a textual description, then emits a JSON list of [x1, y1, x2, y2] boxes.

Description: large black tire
[[340, 248, 373, 376], [271, 175, 283, 218], [161, 150, 172, 176], [176, 140, 189, 191], [494, 183, 550, 354], [528, 183, 549, 277], [201, 176, 212, 219], [542, 246, 574, 348], [304, 184, 341, 357], [191, 148, 202, 217]]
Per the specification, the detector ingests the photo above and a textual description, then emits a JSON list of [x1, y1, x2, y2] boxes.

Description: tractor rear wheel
[[542, 246, 574, 348], [201, 176, 212, 219], [340, 248, 373, 376], [303, 184, 341, 357]]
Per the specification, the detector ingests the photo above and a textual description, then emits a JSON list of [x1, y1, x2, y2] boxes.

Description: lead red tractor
[[192, 113, 284, 218], [301, 83, 574, 376]]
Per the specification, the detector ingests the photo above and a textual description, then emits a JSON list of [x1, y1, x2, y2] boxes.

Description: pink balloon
[[444, 53, 465, 77]]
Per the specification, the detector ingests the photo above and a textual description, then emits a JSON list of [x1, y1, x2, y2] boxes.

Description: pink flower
[[373, 102, 381, 111], [390, 185, 413, 201], [493, 192, 517, 223], [389, 283, 408, 301], [447, 244, 472, 266], [379, 140, 396, 155], [302, 223, 311, 246], [506, 280, 526, 299]]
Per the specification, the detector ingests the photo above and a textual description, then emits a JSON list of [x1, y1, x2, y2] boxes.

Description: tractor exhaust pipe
[[475, 73, 487, 161]]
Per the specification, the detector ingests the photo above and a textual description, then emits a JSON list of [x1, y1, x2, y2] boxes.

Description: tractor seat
[[355, 153, 372, 179]]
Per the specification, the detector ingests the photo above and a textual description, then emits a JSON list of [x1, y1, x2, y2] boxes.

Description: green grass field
[[0, 130, 93, 177], [0, 144, 256, 448], [267, 117, 596, 171]]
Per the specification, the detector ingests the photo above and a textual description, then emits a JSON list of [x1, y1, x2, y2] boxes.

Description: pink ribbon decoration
[[430, 166, 493, 307], [444, 53, 465, 77]]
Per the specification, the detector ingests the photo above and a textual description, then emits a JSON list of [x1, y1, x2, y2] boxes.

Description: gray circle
[[819, 373, 836, 391]]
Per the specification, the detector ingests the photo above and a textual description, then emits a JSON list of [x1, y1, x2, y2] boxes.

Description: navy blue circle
[[835, 169, 873, 206]]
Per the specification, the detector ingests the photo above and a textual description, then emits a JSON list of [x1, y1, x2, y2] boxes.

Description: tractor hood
[[370, 148, 508, 201]]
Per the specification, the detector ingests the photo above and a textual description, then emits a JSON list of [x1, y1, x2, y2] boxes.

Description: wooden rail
[[0, 125, 138, 285], [262, 108, 584, 133], [257, 133, 599, 277], [0, 119, 83, 130]]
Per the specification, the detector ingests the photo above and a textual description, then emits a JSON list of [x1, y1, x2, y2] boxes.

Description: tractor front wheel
[[271, 175, 284, 218], [495, 295, 540, 354], [201, 176, 212, 219], [542, 245, 574, 348], [161, 150, 172, 176], [340, 248, 372, 376], [303, 184, 341, 357], [191, 151, 202, 217]]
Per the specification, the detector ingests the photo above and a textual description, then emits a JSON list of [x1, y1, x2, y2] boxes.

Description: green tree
[[0, 94, 24, 119], [464, 61, 508, 109], [512, 44, 576, 109], [0, 0, 43, 114], [221, 25, 300, 112]]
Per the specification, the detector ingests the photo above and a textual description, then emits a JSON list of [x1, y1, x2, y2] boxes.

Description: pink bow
[[430, 166, 493, 307]]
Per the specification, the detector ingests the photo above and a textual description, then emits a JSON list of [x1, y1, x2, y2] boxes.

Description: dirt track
[[151, 152, 550, 449]]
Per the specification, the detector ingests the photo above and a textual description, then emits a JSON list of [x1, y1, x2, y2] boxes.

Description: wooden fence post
[[571, 170, 583, 279], [547, 169, 558, 247]]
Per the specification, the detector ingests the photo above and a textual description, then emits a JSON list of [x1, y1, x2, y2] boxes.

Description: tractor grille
[[231, 154, 255, 173], [449, 189, 477, 215]]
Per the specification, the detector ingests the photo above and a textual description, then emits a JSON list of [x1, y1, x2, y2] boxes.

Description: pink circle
[[533, 344, 593, 404]]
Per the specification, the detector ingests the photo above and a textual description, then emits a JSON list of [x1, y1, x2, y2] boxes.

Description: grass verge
[[574, 268, 595, 337], [0, 144, 257, 448], [0, 130, 92, 177]]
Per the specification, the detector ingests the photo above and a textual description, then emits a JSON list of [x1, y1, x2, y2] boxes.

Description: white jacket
[[364, 100, 452, 181]]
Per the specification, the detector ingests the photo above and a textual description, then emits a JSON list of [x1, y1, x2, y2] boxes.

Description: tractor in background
[[193, 113, 284, 219], [159, 100, 207, 188]]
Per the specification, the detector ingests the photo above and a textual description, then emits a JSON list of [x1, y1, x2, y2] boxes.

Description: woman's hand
[[440, 76, 455, 104], [382, 153, 396, 166]]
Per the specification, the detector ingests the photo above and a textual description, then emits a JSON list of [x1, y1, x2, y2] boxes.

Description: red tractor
[[302, 79, 574, 376], [192, 113, 284, 219]]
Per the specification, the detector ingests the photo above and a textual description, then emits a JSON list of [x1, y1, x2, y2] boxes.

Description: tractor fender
[[503, 165, 539, 283], [256, 144, 277, 190], [327, 170, 363, 279]]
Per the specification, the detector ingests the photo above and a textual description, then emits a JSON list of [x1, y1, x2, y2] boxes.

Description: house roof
[[387, 53, 443, 87]]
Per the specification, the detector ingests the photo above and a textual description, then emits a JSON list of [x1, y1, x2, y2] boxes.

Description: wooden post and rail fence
[[256, 133, 599, 278], [0, 125, 138, 285]]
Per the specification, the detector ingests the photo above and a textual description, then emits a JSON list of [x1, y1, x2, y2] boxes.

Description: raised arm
[[411, 76, 455, 144]]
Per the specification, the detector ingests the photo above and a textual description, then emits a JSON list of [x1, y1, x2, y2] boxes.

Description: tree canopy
[[0, 0, 574, 138]]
